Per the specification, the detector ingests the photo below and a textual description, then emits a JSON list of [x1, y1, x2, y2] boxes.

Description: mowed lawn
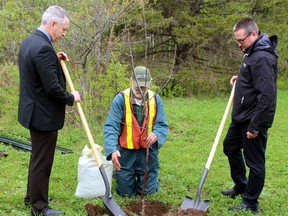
[[0, 89, 287, 216]]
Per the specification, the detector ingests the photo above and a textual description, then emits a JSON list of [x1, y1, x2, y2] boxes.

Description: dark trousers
[[25, 129, 58, 211], [223, 122, 268, 207]]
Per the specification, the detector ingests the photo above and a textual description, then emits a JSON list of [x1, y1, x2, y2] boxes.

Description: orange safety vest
[[119, 88, 156, 149]]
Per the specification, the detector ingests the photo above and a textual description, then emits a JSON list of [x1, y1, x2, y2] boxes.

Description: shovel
[[60, 60, 127, 216], [181, 83, 236, 211]]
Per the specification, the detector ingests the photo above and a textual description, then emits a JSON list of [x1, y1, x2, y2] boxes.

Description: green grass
[[1, 90, 288, 215]]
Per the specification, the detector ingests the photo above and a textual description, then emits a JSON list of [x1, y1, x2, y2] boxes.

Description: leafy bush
[[0, 62, 19, 120], [78, 58, 130, 123], [160, 67, 232, 98]]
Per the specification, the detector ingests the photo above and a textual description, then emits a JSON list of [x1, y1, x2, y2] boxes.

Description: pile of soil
[[85, 200, 208, 216]]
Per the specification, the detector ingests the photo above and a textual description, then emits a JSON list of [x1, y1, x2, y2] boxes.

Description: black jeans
[[223, 122, 268, 207]]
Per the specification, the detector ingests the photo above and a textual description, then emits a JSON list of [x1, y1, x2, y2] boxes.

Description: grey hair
[[41, 6, 70, 25], [233, 18, 259, 35]]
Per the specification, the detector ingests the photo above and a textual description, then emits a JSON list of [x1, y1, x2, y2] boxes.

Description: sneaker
[[31, 206, 65, 216], [229, 203, 258, 214], [221, 188, 245, 199]]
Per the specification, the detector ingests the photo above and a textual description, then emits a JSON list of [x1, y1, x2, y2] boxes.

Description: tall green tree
[[1, 0, 288, 99], [115, 0, 288, 95]]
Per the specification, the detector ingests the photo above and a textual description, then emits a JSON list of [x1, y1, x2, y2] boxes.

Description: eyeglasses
[[234, 32, 252, 44]]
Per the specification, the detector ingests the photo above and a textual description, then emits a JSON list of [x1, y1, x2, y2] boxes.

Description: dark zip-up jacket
[[232, 33, 278, 134]]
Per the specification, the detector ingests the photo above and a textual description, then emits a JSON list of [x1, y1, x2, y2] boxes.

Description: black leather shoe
[[25, 197, 53, 206], [221, 188, 244, 198], [31, 206, 65, 216], [229, 203, 258, 214]]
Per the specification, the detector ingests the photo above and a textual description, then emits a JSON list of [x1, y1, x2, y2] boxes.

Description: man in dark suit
[[18, 6, 81, 216]]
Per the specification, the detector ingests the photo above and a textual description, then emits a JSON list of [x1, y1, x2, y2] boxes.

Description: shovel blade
[[103, 197, 127, 216], [181, 196, 210, 211]]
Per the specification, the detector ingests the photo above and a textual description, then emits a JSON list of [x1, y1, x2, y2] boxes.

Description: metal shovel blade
[[99, 166, 127, 216], [103, 196, 127, 216], [181, 196, 210, 211]]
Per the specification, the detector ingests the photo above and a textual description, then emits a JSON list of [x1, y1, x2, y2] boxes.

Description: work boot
[[221, 188, 245, 199], [31, 206, 65, 216], [229, 203, 258, 214]]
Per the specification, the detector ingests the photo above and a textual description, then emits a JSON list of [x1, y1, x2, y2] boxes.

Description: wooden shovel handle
[[60, 60, 103, 167], [205, 82, 236, 169]]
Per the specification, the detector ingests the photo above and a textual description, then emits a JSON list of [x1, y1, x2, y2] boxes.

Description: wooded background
[[1, 0, 288, 121]]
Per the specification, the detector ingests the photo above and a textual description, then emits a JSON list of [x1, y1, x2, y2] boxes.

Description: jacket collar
[[34, 29, 52, 44]]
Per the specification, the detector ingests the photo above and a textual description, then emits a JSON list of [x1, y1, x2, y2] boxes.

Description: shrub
[[0, 62, 19, 120]]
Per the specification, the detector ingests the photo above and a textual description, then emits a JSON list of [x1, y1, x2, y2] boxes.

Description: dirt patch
[[125, 200, 170, 215], [85, 200, 208, 216], [85, 203, 108, 216]]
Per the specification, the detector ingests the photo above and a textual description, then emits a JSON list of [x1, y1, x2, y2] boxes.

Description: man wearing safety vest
[[104, 66, 169, 197]]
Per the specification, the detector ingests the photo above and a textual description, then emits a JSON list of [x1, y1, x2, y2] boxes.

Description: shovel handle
[[205, 82, 236, 169], [60, 60, 102, 167]]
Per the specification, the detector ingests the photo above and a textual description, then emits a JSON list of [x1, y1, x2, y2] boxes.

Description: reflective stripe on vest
[[120, 88, 156, 149]]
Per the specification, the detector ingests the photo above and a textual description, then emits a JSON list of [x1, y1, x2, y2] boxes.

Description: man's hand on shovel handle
[[57, 52, 69, 61], [72, 91, 81, 102]]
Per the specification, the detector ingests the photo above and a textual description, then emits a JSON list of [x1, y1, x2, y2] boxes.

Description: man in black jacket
[[221, 18, 278, 214], [18, 6, 81, 216]]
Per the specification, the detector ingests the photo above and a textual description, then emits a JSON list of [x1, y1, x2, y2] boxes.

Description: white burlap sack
[[75, 144, 113, 198]]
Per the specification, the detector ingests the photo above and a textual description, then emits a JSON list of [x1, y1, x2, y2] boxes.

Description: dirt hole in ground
[[85, 200, 208, 216]]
